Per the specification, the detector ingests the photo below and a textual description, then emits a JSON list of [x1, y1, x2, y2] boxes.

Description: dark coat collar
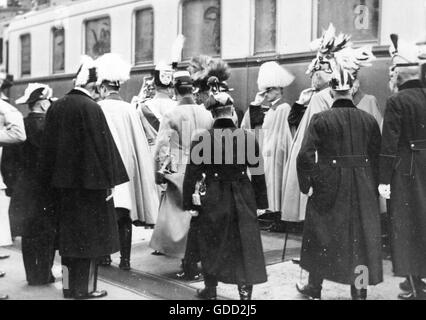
[[213, 118, 236, 129], [331, 99, 356, 109], [399, 80, 424, 91], [68, 88, 95, 100], [177, 96, 195, 106], [27, 112, 46, 119]]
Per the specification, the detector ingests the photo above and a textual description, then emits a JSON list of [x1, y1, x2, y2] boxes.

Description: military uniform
[[39, 88, 128, 298], [183, 117, 268, 299]]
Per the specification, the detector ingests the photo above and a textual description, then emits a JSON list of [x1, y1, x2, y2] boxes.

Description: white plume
[[95, 53, 131, 85], [171, 34, 186, 64], [75, 55, 95, 87], [257, 61, 295, 91]]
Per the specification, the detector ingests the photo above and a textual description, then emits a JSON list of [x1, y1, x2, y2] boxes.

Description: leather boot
[[238, 285, 253, 300], [98, 256, 112, 267], [176, 260, 201, 281], [398, 276, 426, 300], [351, 286, 367, 300], [118, 218, 132, 271], [197, 287, 217, 300]]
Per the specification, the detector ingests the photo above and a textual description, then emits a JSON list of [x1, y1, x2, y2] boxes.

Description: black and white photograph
[[0, 0, 426, 306]]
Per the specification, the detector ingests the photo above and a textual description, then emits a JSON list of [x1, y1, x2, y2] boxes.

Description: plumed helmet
[[329, 64, 354, 92], [95, 53, 131, 87], [257, 61, 294, 92], [16, 83, 55, 105], [75, 55, 97, 87]]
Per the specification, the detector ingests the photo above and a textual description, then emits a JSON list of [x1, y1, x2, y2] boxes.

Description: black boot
[[238, 285, 253, 300], [98, 256, 112, 267], [118, 217, 132, 271], [176, 260, 201, 281], [197, 287, 217, 300], [351, 286, 367, 300], [398, 276, 426, 300], [296, 273, 323, 300]]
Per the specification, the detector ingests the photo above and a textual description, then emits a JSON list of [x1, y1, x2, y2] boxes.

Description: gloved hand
[[378, 184, 391, 200], [251, 92, 266, 106], [296, 88, 316, 105], [307, 187, 314, 197]]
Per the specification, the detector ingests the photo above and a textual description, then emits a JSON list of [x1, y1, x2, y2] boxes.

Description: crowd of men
[[0, 24, 426, 300]]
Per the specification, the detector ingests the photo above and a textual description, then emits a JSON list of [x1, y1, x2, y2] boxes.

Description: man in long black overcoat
[[3, 84, 57, 286], [379, 35, 426, 300], [183, 91, 268, 300], [38, 57, 128, 299], [296, 66, 383, 300]]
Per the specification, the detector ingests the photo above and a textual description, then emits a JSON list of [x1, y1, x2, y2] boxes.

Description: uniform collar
[[105, 92, 123, 101], [398, 80, 424, 91], [331, 98, 356, 109], [177, 96, 195, 106], [213, 118, 236, 129]]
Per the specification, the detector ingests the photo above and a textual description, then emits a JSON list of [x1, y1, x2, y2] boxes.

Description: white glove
[[188, 210, 199, 217], [378, 184, 391, 200], [251, 92, 266, 106], [106, 188, 115, 202], [307, 187, 314, 197], [257, 209, 266, 216], [296, 88, 316, 105]]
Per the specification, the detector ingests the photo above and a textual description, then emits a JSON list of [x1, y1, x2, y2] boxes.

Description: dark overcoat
[[183, 118, 268, 285], [379, 80, 426, 277], [2, 113, 55, 237], [297, 99, 383, 285], [38, 89, 129, 259]]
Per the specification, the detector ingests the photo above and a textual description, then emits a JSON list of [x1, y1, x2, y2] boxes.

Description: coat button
[[332, 160, 337, 164], [411, 144, 415, 148], [214, 173, 218, 177]]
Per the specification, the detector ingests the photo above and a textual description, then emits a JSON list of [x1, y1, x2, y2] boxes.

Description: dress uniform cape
[[297, 99, 383, 285], [39, 89, 129, 258], [183, 118, 269, 285], [379, 80, 426, 277]]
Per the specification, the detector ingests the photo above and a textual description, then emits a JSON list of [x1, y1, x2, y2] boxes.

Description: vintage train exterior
[[1, 0, 426, 115]]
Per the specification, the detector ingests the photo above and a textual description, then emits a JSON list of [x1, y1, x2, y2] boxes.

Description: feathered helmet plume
[[187, 55, 231, 92], [95, 53, 131, 87], [389, 34, 426, 70], [75, 55, 97, 87], [307, 23, 352, 76]]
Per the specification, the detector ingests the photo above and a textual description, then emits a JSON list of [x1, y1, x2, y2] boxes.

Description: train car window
[[20, 34, 31, 76], [52, 27, 65, 74], [85, 16, 111, 58], [135, 8, 154, 65], [317, 0, 380, 43], [182, 0, 221, 59], [254, 0, 276, 54]]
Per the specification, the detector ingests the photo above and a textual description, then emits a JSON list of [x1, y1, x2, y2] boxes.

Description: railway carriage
[[1, 0, 426, 115]]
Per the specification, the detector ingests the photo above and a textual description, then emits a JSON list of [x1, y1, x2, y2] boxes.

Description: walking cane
[[409, 275, 418, 299], [282, 232, 289, 261]]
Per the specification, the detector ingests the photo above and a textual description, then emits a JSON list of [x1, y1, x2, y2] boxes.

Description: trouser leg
[[22, 236, 37, 284], [117, 209, 132, 269], [238, 284, 253, 300], [73, 258, 97, 296], [182, 218, 200, 277]]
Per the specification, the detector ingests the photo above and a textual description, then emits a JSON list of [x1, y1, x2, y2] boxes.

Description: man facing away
[[96, 53, 159, 270], [296, 65, 383, 300], [378, 35, 426, 300], [38, 56, 129, 299], [182, 92, 268, 300]]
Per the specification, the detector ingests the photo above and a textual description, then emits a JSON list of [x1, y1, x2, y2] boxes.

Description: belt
[[409, 139, 426, 151], [318, 155, 371, 168]]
